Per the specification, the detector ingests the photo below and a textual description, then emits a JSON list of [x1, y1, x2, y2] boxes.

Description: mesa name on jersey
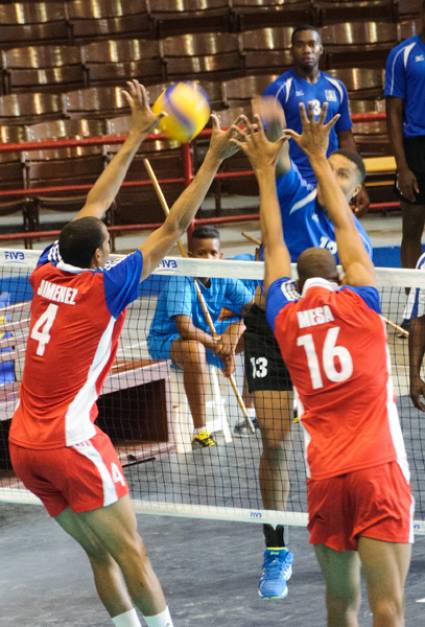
[[265, 277, 409, 483]]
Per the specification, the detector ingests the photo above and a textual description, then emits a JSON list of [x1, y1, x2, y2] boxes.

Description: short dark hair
[[331, 149, 366, 183], [59, 217, 106, 268], [192, 225, 220, 240], [291, 25, 321, 45]]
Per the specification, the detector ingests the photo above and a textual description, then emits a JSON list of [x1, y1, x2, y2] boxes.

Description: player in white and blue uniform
[[263, 25, 369, 213], [148, 226, 253, 448], [385, 9, 425, 270]]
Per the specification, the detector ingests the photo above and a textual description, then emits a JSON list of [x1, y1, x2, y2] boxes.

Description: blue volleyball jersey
[[264, 69, 352, 185], [147, 274, 253, 348], [276, 164, 373, 262], [384, 35, 425, 137]]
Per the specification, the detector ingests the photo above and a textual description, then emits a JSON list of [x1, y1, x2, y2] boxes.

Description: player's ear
[[92, 247, 102, 268], [351, 183, 361, 202]]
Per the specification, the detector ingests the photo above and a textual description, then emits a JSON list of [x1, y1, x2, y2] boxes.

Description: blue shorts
[[147, 319, 237, 370]]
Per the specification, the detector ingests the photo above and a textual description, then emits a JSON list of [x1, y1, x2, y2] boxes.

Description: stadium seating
[[0, 2, 69, 49], [68, 0, 153, 42], [322, 21, 398, 67], [240, 26, 294, 74], [315, 1, 395, 25], [149, 0, 231, 38], [326, 68, 384, 100], [231, 0, 313, 31], [2, 45, 85, 94], [222, 74, 280, 107], [0, 92, 64, 125], [163, 32, 243, 81], [63, 85, 130, 119], [83, 39, 164, 87]]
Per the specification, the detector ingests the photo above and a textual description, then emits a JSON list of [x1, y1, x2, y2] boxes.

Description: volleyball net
[[1, 248, 425, 534]]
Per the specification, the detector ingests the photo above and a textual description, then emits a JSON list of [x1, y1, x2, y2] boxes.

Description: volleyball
[[152, 82, 211, 143]]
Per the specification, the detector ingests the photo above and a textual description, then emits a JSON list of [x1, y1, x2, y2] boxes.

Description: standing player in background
[[148, 225, 253, 448], [232, 107, 413, 627], [8, 80, 240, 627], [241, 97, 372, 601], [264, 24, 369, 214], [385, 3, 425, 271]]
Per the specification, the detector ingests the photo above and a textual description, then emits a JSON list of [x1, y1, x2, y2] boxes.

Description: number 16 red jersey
[[266, 276, 410, 482]]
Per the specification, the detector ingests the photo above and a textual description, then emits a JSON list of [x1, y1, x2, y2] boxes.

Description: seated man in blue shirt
[[148, 226, 254, 447], [241, 98, 372, 601]]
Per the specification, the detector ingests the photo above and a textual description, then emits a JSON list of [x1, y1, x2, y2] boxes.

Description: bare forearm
[[79, 130, 145, 219], [165, 152, 221, 234], [176, 318, 216, 349], [310, 155, 353, 229], [409, 318, 425, 380]]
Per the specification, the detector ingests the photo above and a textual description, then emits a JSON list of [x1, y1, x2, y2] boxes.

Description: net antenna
[[143, 157, 255, 433], [240, 232, 409, 338]]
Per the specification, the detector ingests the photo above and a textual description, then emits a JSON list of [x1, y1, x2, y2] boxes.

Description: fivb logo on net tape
[[2, 250, 26, 264]]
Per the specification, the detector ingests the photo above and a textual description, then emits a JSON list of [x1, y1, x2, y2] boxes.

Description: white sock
[[193, 426, 206, 436], [112, 608, 142, 627], [144, 606, 173, 627]]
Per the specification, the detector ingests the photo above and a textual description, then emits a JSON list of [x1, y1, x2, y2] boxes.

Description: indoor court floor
[[2, 503, 425, 627]]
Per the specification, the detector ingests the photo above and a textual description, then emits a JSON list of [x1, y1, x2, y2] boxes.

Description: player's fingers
[[230, 124, 247, 142], [324, 113, 341, 132], [284, 128, 301, 142], [298, 102, 309, 126], [121, 90, 133, 109], [210, 113, 220, 130], [229, 137, 245, 151], [253, 114, 267, 141], [138, 83, 149, 108], [318, 101, 329, 125], [412, 394, 425, 412]]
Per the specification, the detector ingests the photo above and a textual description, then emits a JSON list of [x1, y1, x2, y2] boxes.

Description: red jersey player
[[8, 80, 240, 627], [231, 105, 413, 627]]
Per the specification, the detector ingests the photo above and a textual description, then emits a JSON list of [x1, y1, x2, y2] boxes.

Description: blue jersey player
[[240, 98, 372, 601], [385, 3, 425, 270], [264, 24, 369, 214]]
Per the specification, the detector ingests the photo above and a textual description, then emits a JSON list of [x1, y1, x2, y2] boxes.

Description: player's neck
[[294, 65, 320, 83]]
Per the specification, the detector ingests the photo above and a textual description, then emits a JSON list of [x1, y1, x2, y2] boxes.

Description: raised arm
[[286, 103, 375, 287], [252, 96, 291, 176], [231, 116, 291, 293], [140, 114, 240, 280], [74, 80, 161, 221]]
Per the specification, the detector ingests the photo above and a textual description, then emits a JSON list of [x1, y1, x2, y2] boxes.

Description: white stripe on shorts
[[73, 440, 118, 507]]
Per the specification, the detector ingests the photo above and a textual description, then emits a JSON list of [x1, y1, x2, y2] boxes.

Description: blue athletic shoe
[[258, 548, 294, 600]]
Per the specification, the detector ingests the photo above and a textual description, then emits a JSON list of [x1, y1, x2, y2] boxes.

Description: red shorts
[[9, 430, 129, 517], [307, 461, 414, 552]]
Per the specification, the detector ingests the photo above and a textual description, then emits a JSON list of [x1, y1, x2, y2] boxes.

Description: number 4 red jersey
[[266, 276, 410, 482], [9, 243, 143, 450]]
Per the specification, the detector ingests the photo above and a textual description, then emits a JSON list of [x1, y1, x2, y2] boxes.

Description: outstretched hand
[[206, 113, 244, 162], [285, 102, 340, 159], [229, 114, 288, 171], [121, 80, 164, 137]]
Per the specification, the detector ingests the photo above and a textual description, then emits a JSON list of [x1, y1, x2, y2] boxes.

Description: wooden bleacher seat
[[163, 32, 243, 81], [0, 92, 64, 125], [222, 74, 279, 107], [63, 85, 131, 119], [68, 0, 153, 42], [149, 0, 231, 39], [231, 0, 313, 31], [0, 2, 69, 49], [322, 21, 398, 67], [3, 45, 85, 94], [83, 39, 164, 87], [315, 0, 394, 25], [240, 26, 293, 74]]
